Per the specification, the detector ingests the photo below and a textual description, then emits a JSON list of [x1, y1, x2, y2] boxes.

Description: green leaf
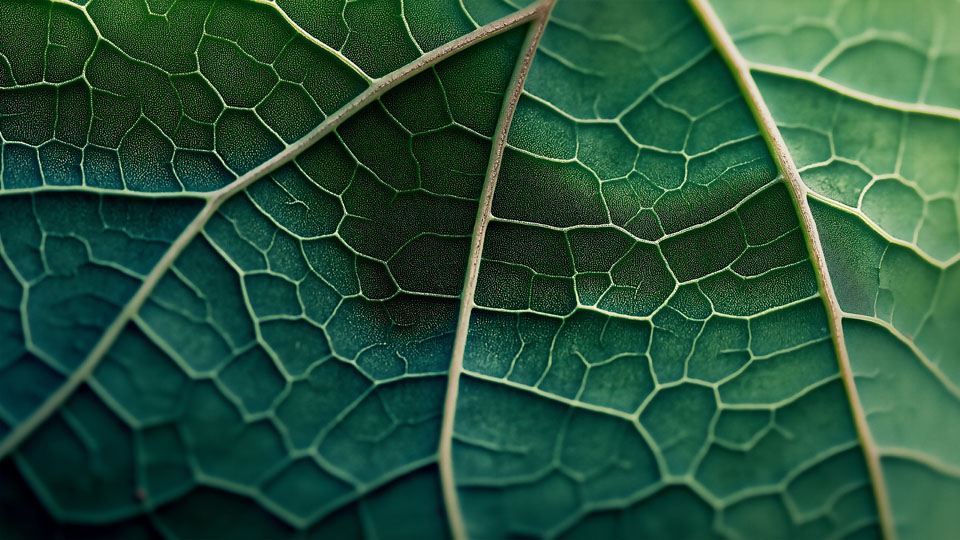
[[0, 0, 956, 539]]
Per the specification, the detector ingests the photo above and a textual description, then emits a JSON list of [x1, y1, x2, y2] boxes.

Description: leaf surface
[[452, 1, 875, 537], [0, 0, 956, 539]]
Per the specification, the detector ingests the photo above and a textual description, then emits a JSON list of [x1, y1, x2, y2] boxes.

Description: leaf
[[0, 0, 956, 539], [709, 1, 960, 538]]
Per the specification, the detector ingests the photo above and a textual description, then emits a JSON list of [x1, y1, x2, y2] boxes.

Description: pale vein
[[688, 1, 896, 539]]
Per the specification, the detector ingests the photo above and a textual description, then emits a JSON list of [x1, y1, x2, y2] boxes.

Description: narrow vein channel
[[687, 1, 895, 538], [0, 4, 545, 461], [438, 2, 556, 538]]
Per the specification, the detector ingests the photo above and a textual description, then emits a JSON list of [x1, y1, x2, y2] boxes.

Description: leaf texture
[[0, 0, 956, 539]]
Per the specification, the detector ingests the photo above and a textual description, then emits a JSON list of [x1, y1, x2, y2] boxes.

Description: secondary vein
[[0, 3, 545, 462], [437, 2, 556, 539], [750, 62, 960, 122], [687, 1, 896, 539]]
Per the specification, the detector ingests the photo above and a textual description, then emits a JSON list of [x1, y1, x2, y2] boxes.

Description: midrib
[[437, 2, 556, 538], [687, 1, 895, 538], [0, 3, 899, 539]]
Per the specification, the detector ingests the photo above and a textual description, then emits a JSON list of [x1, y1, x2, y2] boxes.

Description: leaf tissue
[[0, 0, 957, 538]]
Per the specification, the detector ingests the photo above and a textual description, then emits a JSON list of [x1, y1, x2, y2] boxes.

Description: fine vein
[[0, 3, 544, 461], [438, 2, 555, 538], [687, 1, 896, 539]]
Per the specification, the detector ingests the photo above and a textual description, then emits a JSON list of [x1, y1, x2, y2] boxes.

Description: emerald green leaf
[[0, 0, 956, 539]]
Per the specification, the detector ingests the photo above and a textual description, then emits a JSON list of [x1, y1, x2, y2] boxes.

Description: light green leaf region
[[714, 0, 960, 538], [0, 0, 953, 538]]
